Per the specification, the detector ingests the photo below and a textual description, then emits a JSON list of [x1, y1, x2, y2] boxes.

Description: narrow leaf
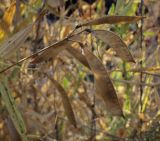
[[83, 46, 123, 116], [48, 77, 77, 127], [3, 2, 16, 26], [0, 22, 35, 59], [86, 29, 135, 62], [0, 79, 28, 141], [32, 34, 81, 63], [77, 16, 144, 27], [0, 2, 16, 41], [119, 1, 138, 16], [32, 39, 69, 63], [66, 47, 90, 69]]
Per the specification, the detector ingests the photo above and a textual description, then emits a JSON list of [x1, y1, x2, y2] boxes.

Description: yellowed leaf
[[3, 2, 16, 26], [0, 2, 16, 41]]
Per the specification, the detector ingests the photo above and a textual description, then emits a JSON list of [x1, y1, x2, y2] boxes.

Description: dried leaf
[[32, 39, 69, 63], [47, 0, 64, 8], [77, 16, 144, 27], [49, 77, 77, 127], [83, 46, 123, 116], [86, 29, 135, 62], [66, 47, 90, 69], [0, 22, 35, 59], [32, 34, 81, 63], [33, 42, 90, 67]]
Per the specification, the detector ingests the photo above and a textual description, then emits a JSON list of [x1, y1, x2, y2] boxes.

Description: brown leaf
[[87, 29, 135, 62], [32, 34, 82, 63], [33, 43, 90, 67], [0, 22, 35, 59], [77, 16, 144, 27], [83, 46, 123, 116], [49, 77, 77, 127], [66, 47, 90, 69], [47, 0, 64, 8], [32, 39, 69, 63]]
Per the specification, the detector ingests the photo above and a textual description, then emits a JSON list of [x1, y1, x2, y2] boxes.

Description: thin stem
[[0, 27, 86, 74], [140, 0, 144, 113]]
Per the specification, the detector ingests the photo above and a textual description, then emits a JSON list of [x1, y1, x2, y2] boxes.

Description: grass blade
[[0, 79, 28, 141]]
